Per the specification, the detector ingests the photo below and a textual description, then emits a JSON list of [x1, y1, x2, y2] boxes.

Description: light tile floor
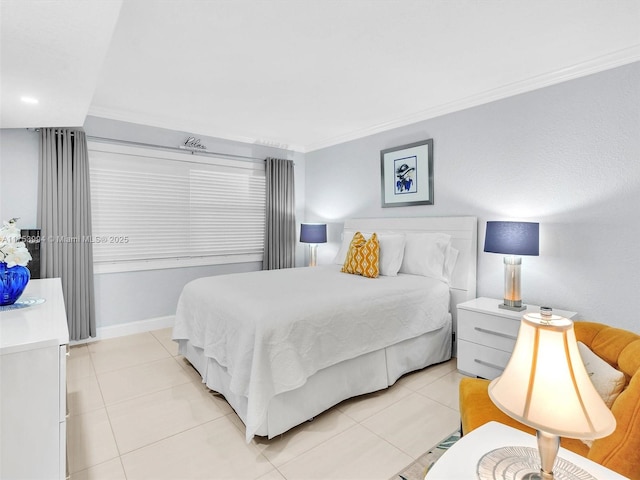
[[67, 328, 464, 480]]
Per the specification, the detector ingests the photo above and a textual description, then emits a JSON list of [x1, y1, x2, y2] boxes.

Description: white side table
[[424, 421, 625, 479], [457, 298, 577, 379]]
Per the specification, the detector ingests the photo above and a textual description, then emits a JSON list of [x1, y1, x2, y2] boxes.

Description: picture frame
[[380, 138, 433, 208]]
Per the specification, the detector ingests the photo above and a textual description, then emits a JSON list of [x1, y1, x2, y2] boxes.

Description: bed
[[173, 216, 477, 442]]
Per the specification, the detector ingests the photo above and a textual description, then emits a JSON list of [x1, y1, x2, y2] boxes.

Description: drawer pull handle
[[474, 358, 504, 371], [474, 327, 517, 341]]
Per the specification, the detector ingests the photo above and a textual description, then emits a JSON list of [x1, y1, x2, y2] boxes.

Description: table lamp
[[480, 312, 616, 480], [484, 221, 539, 311], [300, 223, 326, 267]]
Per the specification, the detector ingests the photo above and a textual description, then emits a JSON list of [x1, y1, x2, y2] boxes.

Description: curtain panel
[[38, 128, 96, 340], [263, 157, 296, 270]]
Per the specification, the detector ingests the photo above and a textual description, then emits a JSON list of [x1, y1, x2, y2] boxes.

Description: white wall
[[2, 63, 638, 333], [0, 128, 39, 228], [0, 118, 307, 331], [305, 62, 640, 333]]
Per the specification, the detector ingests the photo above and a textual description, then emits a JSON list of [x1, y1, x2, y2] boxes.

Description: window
[[88, 141, 265, 273]]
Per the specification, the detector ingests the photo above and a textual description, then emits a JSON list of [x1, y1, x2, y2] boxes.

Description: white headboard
[[343, 216, 478, 349]]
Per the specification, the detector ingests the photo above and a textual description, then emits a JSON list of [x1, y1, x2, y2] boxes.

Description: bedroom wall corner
[[303, 61, 640, 334], [69, 315, 176, 345], [0, 128, 40, 227]]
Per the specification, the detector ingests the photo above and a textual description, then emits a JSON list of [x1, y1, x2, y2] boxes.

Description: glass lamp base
[[477, 447, 596, 480], [308, 244, 318, 267]]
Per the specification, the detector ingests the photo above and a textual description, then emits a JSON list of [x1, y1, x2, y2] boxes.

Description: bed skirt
[[177, 319, 452, 440]]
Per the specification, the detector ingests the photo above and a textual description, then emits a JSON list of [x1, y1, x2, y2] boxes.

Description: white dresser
[[457, 297, 577, 379], [0, 278, 69, 480]]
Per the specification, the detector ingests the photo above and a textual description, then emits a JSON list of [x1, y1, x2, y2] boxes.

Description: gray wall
[[2, 63, 638, 333], [0, 128, 39, 227], [305, 62, 640, 333], [0, 118, 306, 329]]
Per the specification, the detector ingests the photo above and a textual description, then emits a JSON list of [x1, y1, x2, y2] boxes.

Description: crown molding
[[88, 46, 640, 154], [86, 105, 306, 153], [304, 45, 640, 152]]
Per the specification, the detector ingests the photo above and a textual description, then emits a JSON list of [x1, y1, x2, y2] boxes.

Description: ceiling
[[2, 1, 639, 152]]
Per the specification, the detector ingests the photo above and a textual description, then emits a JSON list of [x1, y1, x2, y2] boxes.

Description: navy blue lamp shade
[[484, 221, 539, 256], [484, 221, 539, 311], [300, 223, 327, 244], [300, 223, 326, 267]]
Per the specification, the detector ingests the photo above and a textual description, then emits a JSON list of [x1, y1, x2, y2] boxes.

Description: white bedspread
[[173, 264, 450, 441]]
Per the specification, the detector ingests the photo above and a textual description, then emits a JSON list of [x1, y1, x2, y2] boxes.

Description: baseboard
[[70, 315, 175, 345]]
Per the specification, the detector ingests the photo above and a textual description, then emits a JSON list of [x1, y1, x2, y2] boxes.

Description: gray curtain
[[38, 128, 96, 340], [263, 157, 296, 270]]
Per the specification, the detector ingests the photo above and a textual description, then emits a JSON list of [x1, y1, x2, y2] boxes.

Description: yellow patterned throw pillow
[[341, 232, 380, 278]]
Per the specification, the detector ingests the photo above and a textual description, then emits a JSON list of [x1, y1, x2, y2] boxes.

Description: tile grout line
[[96, 353, 196, 405], [68, 331, 190, 478], [273, 421, 363, 473], [355, 403, 426, 462], [66, 355, 119, 477], [260, 362, 461, 474], [88, 341, 124, 472], [68, 334, 461, 479]]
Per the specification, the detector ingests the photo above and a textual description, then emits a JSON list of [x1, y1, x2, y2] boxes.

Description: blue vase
[[0, 263, 31, 306]]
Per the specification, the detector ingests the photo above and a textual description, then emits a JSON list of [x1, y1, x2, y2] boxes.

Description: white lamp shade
[[489, 313, 616, 440]]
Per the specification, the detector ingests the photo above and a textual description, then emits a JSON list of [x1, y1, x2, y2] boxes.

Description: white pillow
[[334, 229, 357, 265], [377, 233, 406, 277], [577, 341, 626, 408], [443, 244, 459, 284], [334, 230, 406, 276], [399, 232, 452, 280], [577, 341, 625, 448]]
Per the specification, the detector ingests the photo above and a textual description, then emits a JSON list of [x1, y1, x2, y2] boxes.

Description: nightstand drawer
[[457, 339, 512, 379], [458, 310, 520, 352]]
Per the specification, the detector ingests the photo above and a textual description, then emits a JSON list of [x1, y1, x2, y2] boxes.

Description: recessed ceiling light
[[20, 96, 39, 105]]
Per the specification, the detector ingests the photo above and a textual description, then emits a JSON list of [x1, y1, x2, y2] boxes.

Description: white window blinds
[[88, 141, 265, 273]]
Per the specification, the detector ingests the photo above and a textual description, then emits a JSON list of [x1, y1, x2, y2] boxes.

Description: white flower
[[0, 218, 31, 268], [0, 218, 21, 242]]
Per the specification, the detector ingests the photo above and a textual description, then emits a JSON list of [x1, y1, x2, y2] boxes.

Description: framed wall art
[[380, 138, 433, 207]]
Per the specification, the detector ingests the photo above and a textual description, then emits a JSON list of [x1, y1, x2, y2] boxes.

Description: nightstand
[[456, 297, 577, 379]]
